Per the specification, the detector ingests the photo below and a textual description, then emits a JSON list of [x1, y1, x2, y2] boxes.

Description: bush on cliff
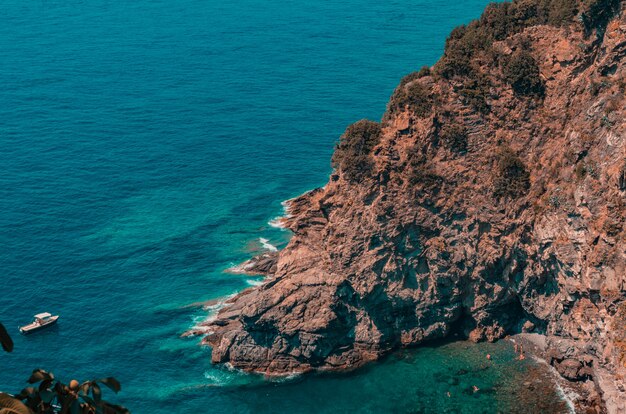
[[440, 124, 469, 153], [493, 147, 531, 198], [332, 120, 382, 182], [408, 153, 443, 191], [456, 73, 492, 114], [435, 21, 492, 79], [502, 50, 545, 97], [434, 0, 583, 79], [581, 0, 621, 34], [388, 80, 434, 117], [540, 0, 580, 25]]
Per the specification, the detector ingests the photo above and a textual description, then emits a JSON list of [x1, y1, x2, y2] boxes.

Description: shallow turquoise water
[[0, 0, 569, 412]]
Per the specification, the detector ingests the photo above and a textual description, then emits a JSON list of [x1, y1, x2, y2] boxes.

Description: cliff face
[[201, 0, 625, 408]]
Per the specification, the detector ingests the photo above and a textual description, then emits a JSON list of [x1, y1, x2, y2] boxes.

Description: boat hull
[[19, 316, 59, 335]]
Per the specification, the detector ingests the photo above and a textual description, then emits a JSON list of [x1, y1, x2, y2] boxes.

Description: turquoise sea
[[1, 0, 571, 412]]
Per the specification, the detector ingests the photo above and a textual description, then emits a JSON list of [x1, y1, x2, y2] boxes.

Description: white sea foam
[[268, 217, 287, 229], [530, 354, 578, 413], [246, 278, 264, 286], [268, 200, 293, 229], [268, 372, 302, 383], [281, 199, 292, 214], [226, 260, 256, 274], [203, 371, 226, 386], [259, 237, 278, 252], [186, 293, 237, 333]]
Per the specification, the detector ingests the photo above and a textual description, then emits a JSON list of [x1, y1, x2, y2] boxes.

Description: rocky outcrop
[[197, 0, 626, 410]]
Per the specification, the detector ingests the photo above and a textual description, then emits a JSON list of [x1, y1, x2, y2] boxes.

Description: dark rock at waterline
[[228, 252, 279, 276], [554, 358, 593, 382], [198, 0, 626, 410]]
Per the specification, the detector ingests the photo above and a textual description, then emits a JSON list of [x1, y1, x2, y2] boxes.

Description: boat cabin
[[34, 312, 53, 322]]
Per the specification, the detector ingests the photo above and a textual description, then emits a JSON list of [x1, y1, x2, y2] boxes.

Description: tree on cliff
[[332, 120, 382, 182], [503, 50, 545, 97], [493, 147, 531, 199]]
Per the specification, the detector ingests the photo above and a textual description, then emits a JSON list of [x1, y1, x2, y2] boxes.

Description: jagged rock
[[554, 358, 592, 381], [522, 320, 535, 333], [196, 0, 626, 409]]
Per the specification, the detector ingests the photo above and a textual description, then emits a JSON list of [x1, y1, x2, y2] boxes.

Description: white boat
[[19, 313, 59, 335]]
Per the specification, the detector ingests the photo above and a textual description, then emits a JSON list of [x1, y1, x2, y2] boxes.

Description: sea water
[[0, 0, 570, 412]]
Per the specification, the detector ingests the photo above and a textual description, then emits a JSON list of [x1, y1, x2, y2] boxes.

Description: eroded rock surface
[[198, 0, 626, 410]]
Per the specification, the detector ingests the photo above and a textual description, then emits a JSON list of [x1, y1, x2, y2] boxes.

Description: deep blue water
[[0, 0, 570, 412]]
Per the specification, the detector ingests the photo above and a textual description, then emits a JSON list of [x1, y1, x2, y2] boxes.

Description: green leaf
[[15, 388, 34, 400], [97, 378, 121, 394], [91, 383, 101, 403], [58, 393, 74, 414], [79, 382, 91, 396], [79, 394, 95, 406], [70, 400, 80, 414], [27, 369, 53, 384], [38, 379, 53, 392], [0, 324, 14, 353], [38, 390, 55, 404], [0, 393, 33, 414], [54, 382, 65, 394], [102, 402, 130, 414]]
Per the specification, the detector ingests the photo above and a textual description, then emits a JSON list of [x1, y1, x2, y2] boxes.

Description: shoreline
[[509, 333, 617, 413]]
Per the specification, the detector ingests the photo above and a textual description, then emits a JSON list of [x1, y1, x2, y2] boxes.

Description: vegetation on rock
[[439, 124, 468, 153], [493, 147, 531, 198], [388, 80, 434, 117], [434, 0, 619, 81], [502, 50, 545, 97], [332, 120, 382, 182], [581, 0, 622, 33], [0, 323, 129, 414]]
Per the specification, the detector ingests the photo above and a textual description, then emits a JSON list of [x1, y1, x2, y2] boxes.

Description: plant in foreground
[[0, 323, 129, 414]]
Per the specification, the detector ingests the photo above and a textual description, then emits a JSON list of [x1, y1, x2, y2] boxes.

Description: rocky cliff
[[198, 0, 626, 410]]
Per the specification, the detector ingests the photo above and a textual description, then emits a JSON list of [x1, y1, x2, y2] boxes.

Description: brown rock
[[196, 1, 626, 409], [522, 320, 535, 333], [555, 358, 588, 381]]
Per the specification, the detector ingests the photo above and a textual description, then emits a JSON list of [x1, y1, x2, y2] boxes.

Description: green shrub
[[435, 21, 492, 79], [398, 71, 422, 88], [493, 147, 531, 198], [434, 0, 586, 80], [440, 124, 469, 153], [389, 81, 433, 117], [589, 80, 606, 95], [540, 0, 580, 25], [457, 73, 492, 114], [332, 120, 382, 181], [480, 2, 520, 41], [408, 153, 442, 189], [418, 65, 432, 78], [503, 51, 545, 97], [581, 0, 621, 34]]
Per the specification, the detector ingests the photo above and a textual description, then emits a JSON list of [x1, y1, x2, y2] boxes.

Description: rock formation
[[196, 0, 626, 410]]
